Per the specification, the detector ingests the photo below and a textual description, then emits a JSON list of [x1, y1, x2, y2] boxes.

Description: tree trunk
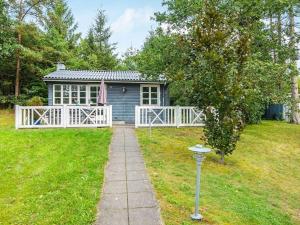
[[269, 13, 276, 62], [220, 151, 225, 164], [15, 0, 23, 97], [277, 13, 282, 63], [288, 6, 300, 124], [15, 32, 21, 97]]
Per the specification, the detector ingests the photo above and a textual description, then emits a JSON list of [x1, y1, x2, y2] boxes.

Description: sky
[[68, 0, 164, 57]]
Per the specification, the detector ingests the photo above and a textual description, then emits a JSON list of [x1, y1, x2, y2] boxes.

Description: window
[[53, 84, 103, 105], [71, 85, 78, 104], [80, 85, 86, 104], [54, 85, 62, 104], [63, 85, 70, 104], [140, 85, 160, 106], [90, 86, 100, 105]]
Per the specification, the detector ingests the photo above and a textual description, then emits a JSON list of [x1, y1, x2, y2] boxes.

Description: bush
[[26, 96, 44, 106], [0, 95, 28, 108]]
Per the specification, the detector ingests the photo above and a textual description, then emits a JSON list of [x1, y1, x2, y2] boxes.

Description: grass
[[0, 110, 112, 224], [136, 122, 300, 225]]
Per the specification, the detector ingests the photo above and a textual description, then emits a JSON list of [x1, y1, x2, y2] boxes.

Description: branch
[[20, 0, 44, 21]]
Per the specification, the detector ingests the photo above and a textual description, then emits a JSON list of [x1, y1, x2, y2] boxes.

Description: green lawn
[[137, 122, 300, 225], [0, 110, 112, 224]]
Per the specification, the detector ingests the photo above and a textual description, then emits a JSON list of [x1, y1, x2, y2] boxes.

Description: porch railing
[[135, 106, 205, 128], [15, 105, 112, 129]]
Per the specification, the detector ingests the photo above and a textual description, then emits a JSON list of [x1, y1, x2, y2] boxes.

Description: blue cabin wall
[[47, 82, 169, 123], [107, 83, 140, 123]]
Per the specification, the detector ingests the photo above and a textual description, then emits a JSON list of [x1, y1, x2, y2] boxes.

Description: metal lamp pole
[[188, 144, 211, 221]]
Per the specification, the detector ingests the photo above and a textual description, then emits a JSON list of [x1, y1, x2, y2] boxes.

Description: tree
[[78, 9, 118, 70], [41, 0, 81, 69], [7, 0, 49, 97], [0, 0, 15, 60], [288, 3, 300, 124], [118, 47, 139, 71], [138, 0, 291, 162]]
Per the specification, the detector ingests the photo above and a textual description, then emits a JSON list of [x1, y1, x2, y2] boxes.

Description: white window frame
[[89, 85, 101, 106], [140, 84, 160, 106], [53, 84, 63, 105], [53, 84, 105, 106]]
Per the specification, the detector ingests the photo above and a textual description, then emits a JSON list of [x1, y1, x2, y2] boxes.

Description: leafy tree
[[117, 47, 139, 71], [288, 3, 300, 124], [138, 0, 291, 162], [78, 9, 118, 70], [0, 0, 15, 60]]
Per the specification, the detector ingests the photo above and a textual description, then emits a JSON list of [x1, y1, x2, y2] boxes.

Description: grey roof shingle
[[43, 70, 165, 83]]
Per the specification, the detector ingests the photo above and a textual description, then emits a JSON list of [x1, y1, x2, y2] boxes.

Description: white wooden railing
[[135, 106, 205, 128], [15, 105, 112, 129]]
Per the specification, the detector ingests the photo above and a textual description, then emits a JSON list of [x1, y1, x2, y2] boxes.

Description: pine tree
[[41, 0, 80, 66], [78, 9, 118, 70]]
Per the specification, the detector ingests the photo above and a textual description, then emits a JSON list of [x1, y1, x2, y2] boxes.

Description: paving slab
[[129, 208, 162, 225], [127, 170, 149, 181], [126, 162, 146, 171], [100, 193, 127, 210], [105, 170, 126, 182], [95, 126, 163, 225], [103, 181, 127, 194], [96, 209, 128, 225], [128, 192, 157, 208], [127, 180, 152, 193]]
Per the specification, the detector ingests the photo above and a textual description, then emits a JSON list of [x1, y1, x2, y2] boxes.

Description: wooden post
[[15, 105, 20, 129], [63, 105, 67, 128], [176, 106, 181, 128], [109, 105, 113, 127], [135, 106, 139, 128]]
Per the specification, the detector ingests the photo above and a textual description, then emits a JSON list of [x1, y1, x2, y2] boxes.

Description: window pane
[[55, 92, 60, 98], [90, 98, 97, 104], [63, 85, 69, 91], [72, 91, 78, 98], [63, 98, 69, 104], [143, 99, 149, 104], [142, 87, 149, 92], [71, 98, 78, 104], [54, 85, 61, 91], [63, 92, 69, 98], [80, 85, 86, 91], [71, 85, 77, 91], [151, 87, 157, 93], [80, 98, 86, 104], [151, 92, 157, 98], [91, 86, 97, 92], [91, 92, 97, 98], [63, 85, 69, 98], [143, 93, 149, 98], [54, 98, 60, 104], [80, 92, 86, 97], [151, 99, 158, 105]]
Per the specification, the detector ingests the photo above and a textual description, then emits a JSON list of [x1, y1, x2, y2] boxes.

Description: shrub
[[26, 96, 44, 106], [0, 95, 28, 108]]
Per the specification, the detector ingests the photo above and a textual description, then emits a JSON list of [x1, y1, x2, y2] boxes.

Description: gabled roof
[[43, 70, 165, 83]]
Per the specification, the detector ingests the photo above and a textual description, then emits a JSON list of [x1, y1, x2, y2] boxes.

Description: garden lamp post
[[188, 144, 211, 220]]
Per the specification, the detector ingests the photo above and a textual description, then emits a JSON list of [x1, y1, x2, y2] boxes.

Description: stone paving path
[[95, 126, 163, 225]]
